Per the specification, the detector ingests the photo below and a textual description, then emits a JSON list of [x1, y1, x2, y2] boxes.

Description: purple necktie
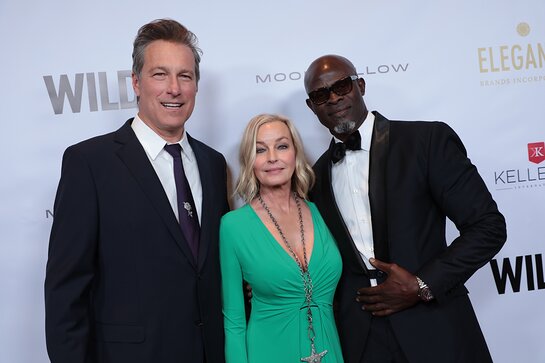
[[164, 143, 200, 259]]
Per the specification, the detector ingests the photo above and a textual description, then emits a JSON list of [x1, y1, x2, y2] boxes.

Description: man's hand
[[356, 258, 420, 316]]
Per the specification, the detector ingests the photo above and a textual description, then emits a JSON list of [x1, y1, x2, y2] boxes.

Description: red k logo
[[528, 142, 545, 164]]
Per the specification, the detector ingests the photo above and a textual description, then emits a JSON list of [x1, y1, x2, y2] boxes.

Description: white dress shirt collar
[[131, 115, 194, 161], [130, 114, 202, 222]]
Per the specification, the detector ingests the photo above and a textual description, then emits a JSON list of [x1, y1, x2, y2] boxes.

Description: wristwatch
[[416, 276, 434, 302]]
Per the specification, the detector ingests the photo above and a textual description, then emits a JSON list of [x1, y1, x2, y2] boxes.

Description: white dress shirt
[[131, 115, 203, 224], [332, 112, 376, 282]]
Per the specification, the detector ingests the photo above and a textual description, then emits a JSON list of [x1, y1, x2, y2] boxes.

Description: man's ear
[[132, 72, 140, 103], [132, 72, 140, 96], [357, 78, 366, 96], [305, 98, 316, 114]]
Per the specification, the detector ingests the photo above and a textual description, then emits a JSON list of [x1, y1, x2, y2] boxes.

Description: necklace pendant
[[301, 347, 328, 363]]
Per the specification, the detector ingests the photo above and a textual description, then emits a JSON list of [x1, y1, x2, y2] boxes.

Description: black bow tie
[[331, 130, 362, 164]]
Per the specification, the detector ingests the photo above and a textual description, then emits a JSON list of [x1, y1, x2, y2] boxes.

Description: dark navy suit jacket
[[45, 119, 229, 363]]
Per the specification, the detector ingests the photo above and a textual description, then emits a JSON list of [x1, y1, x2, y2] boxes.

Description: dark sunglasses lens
[[309, 89, 330, 105], [309, 76, 355, 105], [331, 77, 353, 96]]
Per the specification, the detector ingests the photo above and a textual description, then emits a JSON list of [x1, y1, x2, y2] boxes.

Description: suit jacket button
[[194, 320, 204, 327]]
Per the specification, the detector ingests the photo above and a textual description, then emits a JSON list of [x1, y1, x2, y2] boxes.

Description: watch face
[[420, 287, 433, 302], [416, 277, 433, 302]]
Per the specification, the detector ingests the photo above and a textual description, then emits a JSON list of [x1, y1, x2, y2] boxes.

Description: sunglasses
[[307, 75, 359, 105]]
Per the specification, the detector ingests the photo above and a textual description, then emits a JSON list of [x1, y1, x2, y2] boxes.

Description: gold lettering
[[499, 45, 510, 71], [478, 48, 488, 73], [489, 47, 500, 72], [526, 44, 537, 69], [511, 45, 523, 70], [479, 43, 544, 74]]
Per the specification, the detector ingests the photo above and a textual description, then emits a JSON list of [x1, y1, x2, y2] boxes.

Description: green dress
[[220, 201, 344, 363]]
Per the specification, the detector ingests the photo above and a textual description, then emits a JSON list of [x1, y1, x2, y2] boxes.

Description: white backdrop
[[1, 1, 544, 362]]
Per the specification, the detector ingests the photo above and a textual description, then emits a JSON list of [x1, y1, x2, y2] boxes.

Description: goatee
[[333, 120, 357, 135]]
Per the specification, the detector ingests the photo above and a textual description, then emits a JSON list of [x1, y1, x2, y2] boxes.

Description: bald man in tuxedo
[[305, 54, 506, 363]]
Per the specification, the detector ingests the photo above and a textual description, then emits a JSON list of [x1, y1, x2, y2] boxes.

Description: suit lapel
[[369, 111, 390, 261], [114, 119, 197, 268]]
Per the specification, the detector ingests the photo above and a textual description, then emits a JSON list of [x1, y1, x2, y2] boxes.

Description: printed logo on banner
[[516, 22, 531, 37], [490, 253, 545, 294], [528, 142, 545, 164], [478, 22, 544, 87], [43, 70, 137, 115], [255, 62, 410, 84], [493, 141, 545, 191]]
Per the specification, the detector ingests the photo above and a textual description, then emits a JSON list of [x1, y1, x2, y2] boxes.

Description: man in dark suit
[[304, 54, 507, 363], [45, 19, 229, 363]]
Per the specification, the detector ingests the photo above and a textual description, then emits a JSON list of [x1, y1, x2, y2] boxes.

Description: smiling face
[[132, 39, 197, 142], [304, 55, 368, 142], [253, 121, 296, 191]]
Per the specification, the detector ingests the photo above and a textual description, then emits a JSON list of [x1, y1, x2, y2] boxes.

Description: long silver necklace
[[258, 192, 328, 363]]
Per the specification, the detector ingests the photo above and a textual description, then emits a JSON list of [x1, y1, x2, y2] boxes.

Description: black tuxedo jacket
[[45, 119, 229, 363], [311, 112, 506, 363]]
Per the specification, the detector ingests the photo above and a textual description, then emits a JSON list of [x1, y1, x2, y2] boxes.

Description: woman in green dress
[[220, 114, 344, 363]]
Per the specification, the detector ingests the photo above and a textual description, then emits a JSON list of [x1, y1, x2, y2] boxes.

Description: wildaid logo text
[[490, 253, 545, 294], [43, 70, 137, 115]]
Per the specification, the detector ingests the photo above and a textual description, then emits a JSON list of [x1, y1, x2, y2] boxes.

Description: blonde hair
[[234, 114, 315, 203]]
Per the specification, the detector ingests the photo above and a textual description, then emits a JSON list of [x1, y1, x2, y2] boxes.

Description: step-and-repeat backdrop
[[1, 1, 543, 362]]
